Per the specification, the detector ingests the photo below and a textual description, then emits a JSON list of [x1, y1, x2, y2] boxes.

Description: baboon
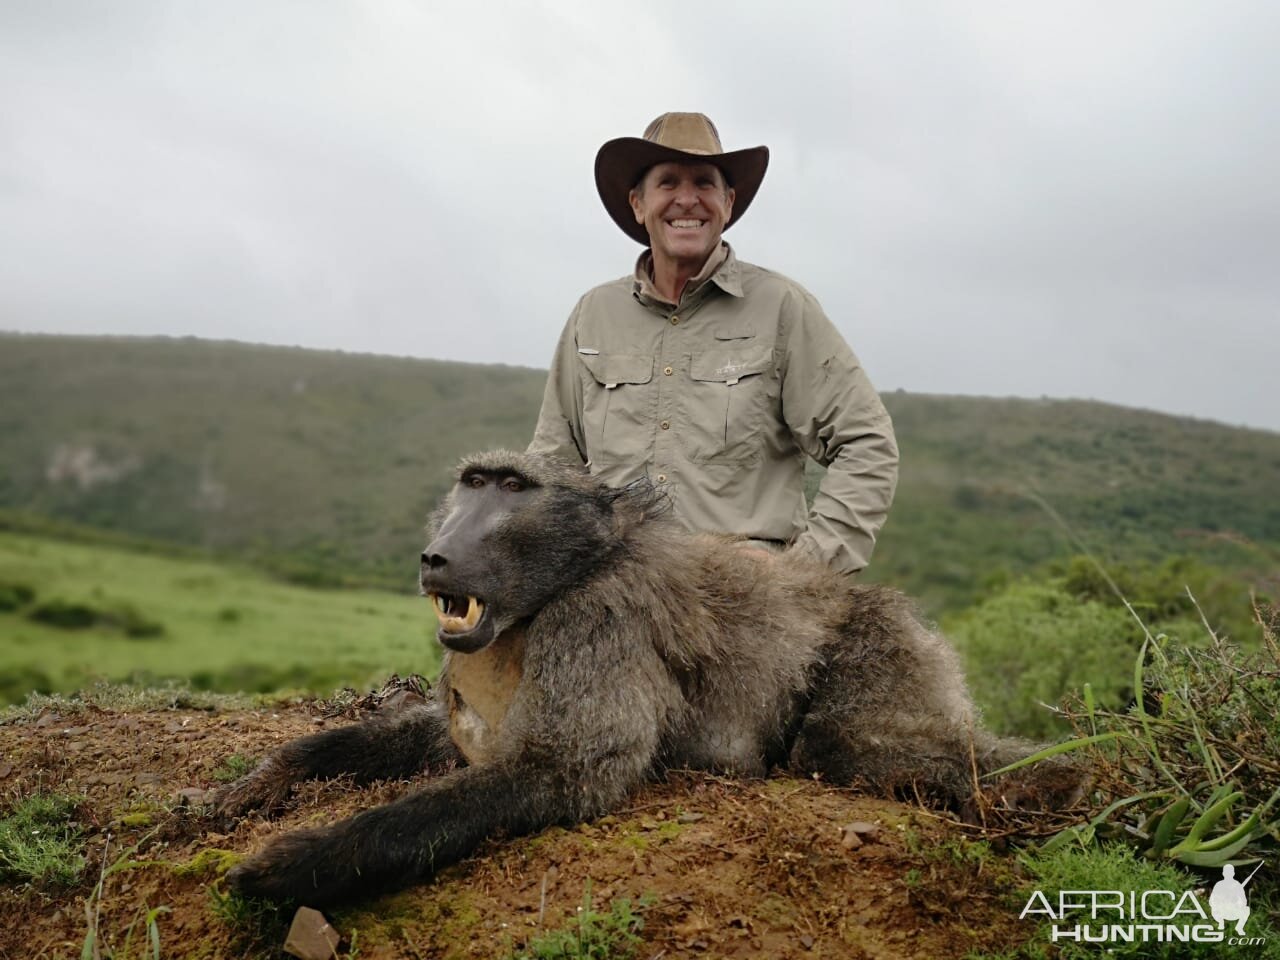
[[220, 451, 1039, 906]]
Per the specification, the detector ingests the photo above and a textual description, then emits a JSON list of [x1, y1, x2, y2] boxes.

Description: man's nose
[[674, 181, 699, 207]]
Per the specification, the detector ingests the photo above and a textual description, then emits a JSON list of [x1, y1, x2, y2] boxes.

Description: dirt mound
[[0, 697, 1034, 959]]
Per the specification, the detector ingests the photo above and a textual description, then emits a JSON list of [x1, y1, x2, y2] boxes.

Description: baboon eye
[[501, 477, 525, 493], [467, 474, 486, 489]]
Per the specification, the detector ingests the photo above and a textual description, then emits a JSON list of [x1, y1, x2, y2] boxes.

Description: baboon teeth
[[430, 593, 484, 634]]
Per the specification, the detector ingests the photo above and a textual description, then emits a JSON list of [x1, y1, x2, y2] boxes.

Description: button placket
[[653, 307, 686, 489]]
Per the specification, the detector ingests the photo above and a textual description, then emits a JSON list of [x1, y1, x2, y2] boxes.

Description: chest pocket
[[577, 352, 654, 465], [681, 342, 774, 463]]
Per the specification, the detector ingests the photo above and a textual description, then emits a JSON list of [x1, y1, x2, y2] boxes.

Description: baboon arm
[[214, 699, 460, 819], [229, 756, 609, 907]]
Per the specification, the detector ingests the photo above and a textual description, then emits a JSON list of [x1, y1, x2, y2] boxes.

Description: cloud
[[1, 0, 1277, 431]]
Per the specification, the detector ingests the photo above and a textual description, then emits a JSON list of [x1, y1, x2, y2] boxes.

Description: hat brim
[[594, 138, 770, 245]]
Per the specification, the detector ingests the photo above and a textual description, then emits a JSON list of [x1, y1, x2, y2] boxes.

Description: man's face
[[629, 161, 735, 267]]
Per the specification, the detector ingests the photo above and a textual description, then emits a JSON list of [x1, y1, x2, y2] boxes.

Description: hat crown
[[642, 113, 723, 158]]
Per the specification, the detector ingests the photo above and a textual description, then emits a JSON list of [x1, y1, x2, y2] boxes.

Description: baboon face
[[421, 458, 616, 653]]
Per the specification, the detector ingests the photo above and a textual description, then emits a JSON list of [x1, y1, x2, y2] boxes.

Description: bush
[[947, 581, 1139, 739], [1039, 608, 1280, 872], [108, 603, 166, 639], [0, 581, 35, 612], [27, 598, 100, 630], [0, 666, 53, 707], [24, 597, 165, 638]]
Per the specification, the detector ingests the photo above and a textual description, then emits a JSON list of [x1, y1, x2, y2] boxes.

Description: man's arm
[[527, 303, 588, 464], [780, 290, 898, 575]]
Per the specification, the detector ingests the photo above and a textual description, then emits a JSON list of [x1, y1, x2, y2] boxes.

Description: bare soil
[[0, 697, 1038, 959]]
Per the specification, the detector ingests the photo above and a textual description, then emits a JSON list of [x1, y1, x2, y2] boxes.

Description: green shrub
[[508, 886, 650, 960], [0, 666, 53, 706], [947, 581, 1139, 739], [24, 597, 165, 638], [1034, 612, 1280, 872], [0, 581, 35, 612], [27, 598, 100, 629], [108, 602, 166, 639]]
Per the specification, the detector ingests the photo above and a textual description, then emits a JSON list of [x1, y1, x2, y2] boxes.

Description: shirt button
[[663, 366, 673, 376], [656, 474, 667, 483], [660, 420, 670, 430], [670, 316, 680, 325]]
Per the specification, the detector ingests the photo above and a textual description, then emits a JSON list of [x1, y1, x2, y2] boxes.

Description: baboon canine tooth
[[463, 597, 482, 629]]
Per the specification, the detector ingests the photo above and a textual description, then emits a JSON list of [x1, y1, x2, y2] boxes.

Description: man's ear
[[724, 186, 736, 221], [628, 188, 645, 224]]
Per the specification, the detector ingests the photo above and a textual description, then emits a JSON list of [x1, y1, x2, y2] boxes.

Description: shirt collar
[[632, 242, 744, 308]]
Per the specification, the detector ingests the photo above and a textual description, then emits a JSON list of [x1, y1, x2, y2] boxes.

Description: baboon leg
[[214, 697, 461, 819], [789, 609, 980, 805], [790, 710, 976, 804], [228, 752, 637, 907]]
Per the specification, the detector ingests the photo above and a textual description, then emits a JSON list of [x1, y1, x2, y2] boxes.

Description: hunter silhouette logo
[[1019, 862, 1267, 947], [1210, 862, 1261, 936]]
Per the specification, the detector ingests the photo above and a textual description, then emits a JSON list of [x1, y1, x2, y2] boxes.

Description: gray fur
[[220, 451, 1037, 907]]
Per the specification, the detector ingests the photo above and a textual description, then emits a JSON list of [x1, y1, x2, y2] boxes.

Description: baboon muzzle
[[429, 592, 485, 634]]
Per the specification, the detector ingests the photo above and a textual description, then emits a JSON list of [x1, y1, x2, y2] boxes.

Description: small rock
[[35, 713, 55, 728], [0, 762, 14, 779], [676, 812, 705, 824], [841, 830, 863, 850], [173, 787, 210, 807], [283, 906, 341, 960], [841, 820, 879, 837], [800, 934, 815, 949], [134, 772, 164, 786]]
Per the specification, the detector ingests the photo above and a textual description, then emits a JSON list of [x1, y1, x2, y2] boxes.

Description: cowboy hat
[[595, 112, 770, 245]]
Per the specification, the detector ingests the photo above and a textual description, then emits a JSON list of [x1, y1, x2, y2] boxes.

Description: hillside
[[2, 333, 1278, 613]]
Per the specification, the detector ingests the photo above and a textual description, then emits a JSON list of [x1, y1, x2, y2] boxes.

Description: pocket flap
[[579, 353, 654, 388], [713, 324, 755, 341], [690, 345, 773, 384]]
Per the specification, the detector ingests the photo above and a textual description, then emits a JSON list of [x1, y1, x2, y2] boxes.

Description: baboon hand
[[211, 758, 299, 821]]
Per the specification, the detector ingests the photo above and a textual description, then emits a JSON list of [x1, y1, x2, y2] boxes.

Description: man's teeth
[[669, 219, 705, 228]]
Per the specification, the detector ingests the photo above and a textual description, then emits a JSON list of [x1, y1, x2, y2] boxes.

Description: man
[[529, 113, 897, 575]]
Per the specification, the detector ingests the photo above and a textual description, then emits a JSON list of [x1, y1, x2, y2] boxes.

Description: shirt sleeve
[[527, 302, 588, 465], [780, 290, 899, 575]]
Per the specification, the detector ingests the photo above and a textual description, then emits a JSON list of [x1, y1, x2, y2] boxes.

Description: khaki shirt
[[529, 244, 898, 574]]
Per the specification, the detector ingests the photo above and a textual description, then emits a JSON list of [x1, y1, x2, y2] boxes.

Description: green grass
[[210, 753, 257, 784], [507, 885, 651, 960], [0, 531, 441, 705], [0, 792, 86, 886]]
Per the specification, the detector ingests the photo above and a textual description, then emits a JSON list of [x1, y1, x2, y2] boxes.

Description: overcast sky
[[3, 1, 1277, 432]]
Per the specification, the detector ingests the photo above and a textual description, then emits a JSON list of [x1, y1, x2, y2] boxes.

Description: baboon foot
[[984, 758, 1091, 813], [227, 823, 355, 906]]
